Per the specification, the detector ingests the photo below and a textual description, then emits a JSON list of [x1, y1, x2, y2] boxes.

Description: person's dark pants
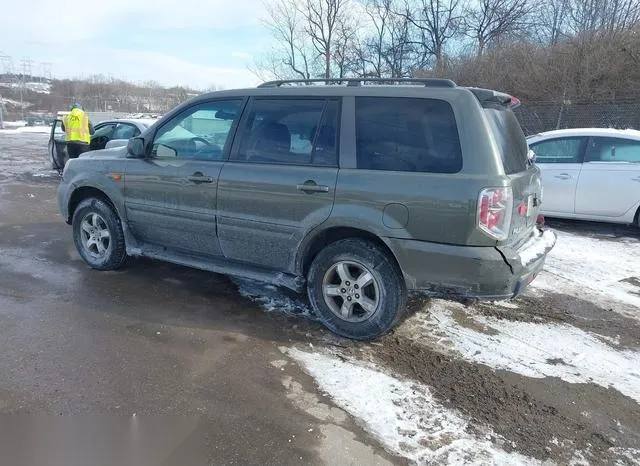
[[66, 142, 90, 159]]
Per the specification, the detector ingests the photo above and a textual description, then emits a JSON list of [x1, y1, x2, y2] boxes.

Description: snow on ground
[[533, 229, 640, 319], [286, 347, 542, 466], [0, 125, 51, 134], [233, 278, 316, 320], [409, 300, 640, 403]]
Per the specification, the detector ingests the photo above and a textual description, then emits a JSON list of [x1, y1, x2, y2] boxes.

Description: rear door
[[217, 97, 340, 271], [575, 136, 640, 217], [124, 99, 244, 257], [529, 137, 587, 214]]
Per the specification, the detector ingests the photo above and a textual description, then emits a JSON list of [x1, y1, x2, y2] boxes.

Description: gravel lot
[[1, 129, 638, 465]]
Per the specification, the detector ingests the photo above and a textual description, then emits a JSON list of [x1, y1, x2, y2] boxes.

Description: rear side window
[[484, 108, 528, 174], [355, 97, 462, 173], [586, 137, 640, 163]]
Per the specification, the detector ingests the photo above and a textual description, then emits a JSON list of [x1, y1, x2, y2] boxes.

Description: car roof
[[527, 128, 640, 141], [98, 118, 156, 127]]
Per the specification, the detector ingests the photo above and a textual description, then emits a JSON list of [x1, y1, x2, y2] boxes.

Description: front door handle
[[297, 180, 329, 193], [188, 173, 213, 184], [632, 177, 640, 183], [554, 173, 572, 180]]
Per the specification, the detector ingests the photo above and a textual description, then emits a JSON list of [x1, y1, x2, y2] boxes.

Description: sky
[[0, 0, 274, 90]]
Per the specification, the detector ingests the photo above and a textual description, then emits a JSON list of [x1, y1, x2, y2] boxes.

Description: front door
[[89, 122, 117, 151], [217, 98, 340, 271], [49, 119, 68, 169], [575, 136, 640, 217], [530, 136, 586, 214], [124, 99, 244, 257]]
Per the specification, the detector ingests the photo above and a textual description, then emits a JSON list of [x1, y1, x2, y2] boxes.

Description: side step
[[127, 244, 306, 293]]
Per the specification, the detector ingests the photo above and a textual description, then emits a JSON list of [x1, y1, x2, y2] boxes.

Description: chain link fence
[[515, 101, 640, 136]]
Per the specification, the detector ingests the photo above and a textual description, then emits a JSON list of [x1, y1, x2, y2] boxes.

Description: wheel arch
[[67, 186, 119, 223], [297, 226, 402, 278]]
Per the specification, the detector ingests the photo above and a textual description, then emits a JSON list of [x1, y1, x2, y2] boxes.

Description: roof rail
[[257, 78, 456, 88]]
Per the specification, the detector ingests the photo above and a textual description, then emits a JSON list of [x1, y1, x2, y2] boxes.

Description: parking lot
[[1, 130, 639, 464]]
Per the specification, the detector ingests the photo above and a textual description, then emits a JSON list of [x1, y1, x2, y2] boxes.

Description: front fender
[[62, 160, 127, 223]]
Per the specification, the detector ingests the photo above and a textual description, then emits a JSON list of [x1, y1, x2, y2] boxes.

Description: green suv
[[57, 78, 556, 340]]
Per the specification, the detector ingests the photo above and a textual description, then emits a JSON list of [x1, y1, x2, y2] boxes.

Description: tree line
[[254, 0, 640, 102]]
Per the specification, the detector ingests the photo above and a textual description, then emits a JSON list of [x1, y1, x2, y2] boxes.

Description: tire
[[307, 238, 407, 340], [72, 198, 127, 270]]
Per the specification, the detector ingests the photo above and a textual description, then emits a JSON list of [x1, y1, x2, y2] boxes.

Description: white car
[[527, 128, 640, 227]]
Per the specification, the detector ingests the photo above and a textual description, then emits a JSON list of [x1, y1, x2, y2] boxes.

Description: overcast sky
[[0, 0, 273, 90]]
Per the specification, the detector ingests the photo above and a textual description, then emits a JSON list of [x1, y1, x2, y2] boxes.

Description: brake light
[[477, 187, 513, 240]]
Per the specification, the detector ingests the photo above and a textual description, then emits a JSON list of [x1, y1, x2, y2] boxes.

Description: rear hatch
[[474, 89, 542, 248]]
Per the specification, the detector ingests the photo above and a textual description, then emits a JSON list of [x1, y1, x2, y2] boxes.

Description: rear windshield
[[484, 108, 528, 174]]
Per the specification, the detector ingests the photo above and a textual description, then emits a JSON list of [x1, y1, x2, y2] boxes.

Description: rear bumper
[[385, 228, 557, 300]]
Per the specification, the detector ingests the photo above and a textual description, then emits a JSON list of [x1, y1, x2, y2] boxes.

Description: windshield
[[484, 107, 528, 174]]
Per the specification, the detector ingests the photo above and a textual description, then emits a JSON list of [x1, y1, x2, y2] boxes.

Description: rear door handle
[[188, 174, 213, 184], [297, 180, 329, 193], [632, 177, 640, 183], [554, 173, 572, 180]]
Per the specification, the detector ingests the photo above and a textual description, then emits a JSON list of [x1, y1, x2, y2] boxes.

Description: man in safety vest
[[61, 103, 94, 160]]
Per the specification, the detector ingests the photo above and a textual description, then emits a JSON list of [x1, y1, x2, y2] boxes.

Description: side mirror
[[527, 149, 536, 164], [127, 137, 146, 158]]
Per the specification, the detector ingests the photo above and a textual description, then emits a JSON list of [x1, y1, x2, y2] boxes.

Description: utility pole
[[0, 92, 4, 129]]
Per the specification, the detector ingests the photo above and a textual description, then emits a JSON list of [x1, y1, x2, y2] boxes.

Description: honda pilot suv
[[57, 78, 556, 340]]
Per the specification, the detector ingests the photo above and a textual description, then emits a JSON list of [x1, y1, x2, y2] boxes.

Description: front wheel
[[307, 239, 407, 340], [72, 198, 127, 270]]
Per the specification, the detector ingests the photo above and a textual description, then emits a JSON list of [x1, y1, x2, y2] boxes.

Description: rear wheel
[[307, 239, 407, 340], [72, 198, 127, 270]]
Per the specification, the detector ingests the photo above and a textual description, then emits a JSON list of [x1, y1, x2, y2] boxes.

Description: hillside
[[0, 75, 201, 120]]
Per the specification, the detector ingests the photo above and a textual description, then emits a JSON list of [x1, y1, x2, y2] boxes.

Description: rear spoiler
[[468, 88, 521, 109]]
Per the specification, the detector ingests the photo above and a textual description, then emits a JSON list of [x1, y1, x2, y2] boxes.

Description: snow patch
[[233, 278, 316, 319], [287, 348, 540, 465], [422, 300, 640, 403], [518, 229, 557, 266], [533, 229, 640, 319], [0, 125, 52, 134]]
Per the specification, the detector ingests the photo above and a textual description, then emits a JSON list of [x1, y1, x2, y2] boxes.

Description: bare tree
[[299, 0, 351, 79], [401, 0, 465, 72], [465, 0, 531, 56], [352, 0, 414, 77], [568, 0, 640, 37], [260, 0, 317, 79], [536, 0, 571, 45]]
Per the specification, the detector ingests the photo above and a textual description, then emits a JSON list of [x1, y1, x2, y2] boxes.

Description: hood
[[79, 146, 128, 160]]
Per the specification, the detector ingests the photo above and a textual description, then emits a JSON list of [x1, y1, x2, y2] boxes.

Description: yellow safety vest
[[63, 109, 90, 144]]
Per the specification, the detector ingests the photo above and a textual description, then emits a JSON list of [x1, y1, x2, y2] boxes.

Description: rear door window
[[585, 137, 640, 163], [484, 108, 529, 174], [233, 98, 339, 166], [355, 97, 462, 173]]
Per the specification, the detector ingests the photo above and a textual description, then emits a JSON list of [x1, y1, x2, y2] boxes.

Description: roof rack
[[257, 78, 456, 88]]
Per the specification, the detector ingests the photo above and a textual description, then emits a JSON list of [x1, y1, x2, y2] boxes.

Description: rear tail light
[[478, 187, 513, 240]]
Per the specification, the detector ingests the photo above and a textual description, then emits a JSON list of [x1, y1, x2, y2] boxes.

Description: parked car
[[57, 78, 555, 340], [528, 128, 640, 227], [49, 118, 156, 169]]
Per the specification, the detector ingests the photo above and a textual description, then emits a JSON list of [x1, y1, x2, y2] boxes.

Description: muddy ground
[[1, 130, 639, 465]]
